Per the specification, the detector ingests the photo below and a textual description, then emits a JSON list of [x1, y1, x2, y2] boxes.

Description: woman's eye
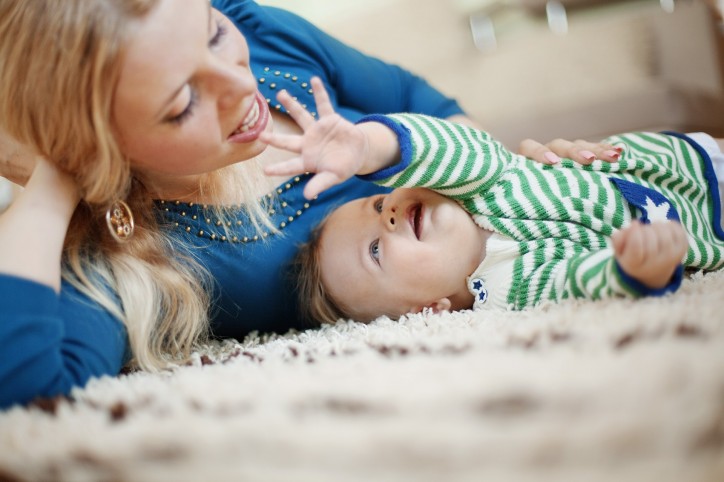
[[369, 239, 380, 263], [168, 87, 198, 125], [209, 19, 227, 47]]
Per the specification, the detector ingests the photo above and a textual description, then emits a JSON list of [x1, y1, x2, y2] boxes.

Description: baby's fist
[[611, 220, 688, 289]]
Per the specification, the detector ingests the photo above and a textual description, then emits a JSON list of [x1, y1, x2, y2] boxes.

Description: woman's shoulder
[[213, 0, 316, 34]]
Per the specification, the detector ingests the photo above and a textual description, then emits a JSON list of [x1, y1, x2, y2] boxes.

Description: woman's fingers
[[519, 138, 561, 165], [0, 128, 36, 186], [519, 138, 624, 166]]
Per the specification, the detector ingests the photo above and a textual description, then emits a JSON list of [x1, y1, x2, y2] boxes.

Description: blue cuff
[[355, 114, 413, 182], [615, 262, 684, 297]]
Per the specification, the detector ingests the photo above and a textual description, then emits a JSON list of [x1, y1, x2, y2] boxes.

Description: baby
[[263, 79, 724, 325]]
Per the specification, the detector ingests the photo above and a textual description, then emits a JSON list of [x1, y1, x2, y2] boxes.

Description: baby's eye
[[374, 198, 384, 213], [369, 239, 380, 263]]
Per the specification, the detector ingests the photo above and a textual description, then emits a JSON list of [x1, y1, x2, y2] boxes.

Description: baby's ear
[[412, 298, 451, 315]]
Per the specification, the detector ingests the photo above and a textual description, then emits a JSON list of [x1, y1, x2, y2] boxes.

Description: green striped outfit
[[360, 113, 724, 310]]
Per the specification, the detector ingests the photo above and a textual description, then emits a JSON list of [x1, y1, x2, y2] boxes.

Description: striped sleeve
[[514, 246, 682, 309], [358, 113, 516, 199]]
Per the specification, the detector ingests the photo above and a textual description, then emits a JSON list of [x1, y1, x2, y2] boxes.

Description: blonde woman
[[0, 0, 616, 409]]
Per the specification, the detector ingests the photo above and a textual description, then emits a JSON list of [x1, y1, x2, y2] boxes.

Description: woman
[[0, 0, 616, 409]]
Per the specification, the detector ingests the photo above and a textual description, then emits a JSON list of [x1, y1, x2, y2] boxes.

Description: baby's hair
[[294, 217, 352, 326]]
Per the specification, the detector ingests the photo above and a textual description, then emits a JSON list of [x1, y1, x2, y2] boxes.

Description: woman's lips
[[407, 203, 423, 240], [227, 91, 269, 143]]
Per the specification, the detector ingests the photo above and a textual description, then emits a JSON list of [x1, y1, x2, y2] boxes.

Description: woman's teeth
[[232, 101, 260, 135]]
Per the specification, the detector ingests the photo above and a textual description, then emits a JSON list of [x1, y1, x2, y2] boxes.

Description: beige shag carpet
[[1, 270, 723, 482]]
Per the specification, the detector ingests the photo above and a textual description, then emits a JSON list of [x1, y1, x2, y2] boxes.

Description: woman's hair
[[0, 0, 268, 370], [294, 219, 351, 326]]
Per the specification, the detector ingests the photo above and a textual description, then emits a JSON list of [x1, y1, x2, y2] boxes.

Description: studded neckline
[[258, 67, 318, 118], [156, 174, 315, 244]]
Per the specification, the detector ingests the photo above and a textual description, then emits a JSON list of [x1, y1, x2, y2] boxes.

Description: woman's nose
[[210, 60, 256, 112]]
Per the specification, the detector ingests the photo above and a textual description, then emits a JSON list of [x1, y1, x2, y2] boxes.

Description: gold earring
[[105, 200, 135, 242]]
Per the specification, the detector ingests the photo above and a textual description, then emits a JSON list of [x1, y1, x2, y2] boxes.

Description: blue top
[[0, 0, 465, 409]]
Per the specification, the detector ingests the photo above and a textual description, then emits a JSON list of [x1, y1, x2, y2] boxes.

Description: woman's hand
[[261, 77, 371, 200], [0, 156, 80, 291], [519, 137, 622, 165], [0, 127, 36, 186], [445, 115, 622, 166], [612, 220, 689, 290]]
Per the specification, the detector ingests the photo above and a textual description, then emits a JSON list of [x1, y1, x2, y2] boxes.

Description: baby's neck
[[453, 227, 494, 311]]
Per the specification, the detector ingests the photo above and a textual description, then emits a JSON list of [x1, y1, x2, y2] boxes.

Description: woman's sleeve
[[219, 0, 466, 119], [304, 26, 465, 118], [0, 274, 127, 409], [358, 113, 514, 198]]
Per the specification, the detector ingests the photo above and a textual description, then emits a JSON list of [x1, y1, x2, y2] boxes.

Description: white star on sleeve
[[644, 196, 671, 222]]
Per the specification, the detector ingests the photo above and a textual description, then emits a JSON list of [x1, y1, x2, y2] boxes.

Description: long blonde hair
[[0, 0, 267, 370]]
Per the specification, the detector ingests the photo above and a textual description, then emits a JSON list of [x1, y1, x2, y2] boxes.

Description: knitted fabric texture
[[363, 114, 724, 310]]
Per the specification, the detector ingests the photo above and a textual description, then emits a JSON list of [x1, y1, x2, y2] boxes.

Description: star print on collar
[[643, 196, 671, 222], [468, 277, 489, 309], [610, 177, 680, 223]]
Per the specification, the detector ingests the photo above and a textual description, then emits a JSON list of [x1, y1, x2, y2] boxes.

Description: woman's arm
[[0, 275, 128, 409], [0, 158, 127, 409], [0, 157, 79, 291]]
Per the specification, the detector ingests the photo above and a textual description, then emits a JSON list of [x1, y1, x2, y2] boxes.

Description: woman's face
[[113, 0, 271, 193]]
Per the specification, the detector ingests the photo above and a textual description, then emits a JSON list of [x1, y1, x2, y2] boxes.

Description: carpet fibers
[[1, 270, 723, 481]]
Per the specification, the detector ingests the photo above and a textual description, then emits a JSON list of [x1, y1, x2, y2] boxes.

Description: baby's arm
[[261, 77, 401, 200], [611, 220, 689, 290]]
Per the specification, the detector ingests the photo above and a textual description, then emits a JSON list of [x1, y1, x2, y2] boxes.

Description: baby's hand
[[611, 220, 688, 290], [261, 77, 368, 200]]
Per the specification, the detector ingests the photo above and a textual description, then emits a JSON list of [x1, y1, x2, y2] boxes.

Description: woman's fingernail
[[614, 146, 624, 153], [604, 150, 620, 160], [580, 150, 596, 161], [544, 152, 561, 164]]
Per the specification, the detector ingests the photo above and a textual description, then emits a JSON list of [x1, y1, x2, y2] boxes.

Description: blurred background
[[258, 0, 724, 148]]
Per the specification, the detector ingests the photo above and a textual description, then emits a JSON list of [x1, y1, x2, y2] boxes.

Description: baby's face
[[319, 188, 488, 321]]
